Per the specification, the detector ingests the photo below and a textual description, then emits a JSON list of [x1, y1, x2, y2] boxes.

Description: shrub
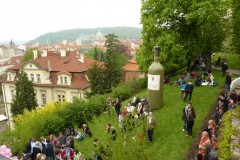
[[112, 83, 131, 101], [218, 106, 240, 159]]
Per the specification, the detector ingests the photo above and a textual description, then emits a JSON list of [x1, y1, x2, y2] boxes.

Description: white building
[[0, 50, 99, 126]]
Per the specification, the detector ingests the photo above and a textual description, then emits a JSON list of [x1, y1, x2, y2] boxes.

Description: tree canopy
[[87, 34, 127, 95], [104, 34, 127, 90], [11, 70, 38, 117], [232, 0, 240, 55], [22, 49, 34, 62], [137, 0, 229, 73]]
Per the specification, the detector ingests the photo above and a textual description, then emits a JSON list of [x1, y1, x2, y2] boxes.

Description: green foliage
[[27, 27, 141, 44], [85, 47, 104, 61], [111, 78, 147, 101], [218, 106, 240, 159], [104, 34, 127, 90], [112, 84, 131, 101], [86, 62, 105, 95], [0, 102, 65, 152], [137, 0, 229, 73], [22, 49, 40, 62], [22, 49, 34, 62], [11, 71, 37, 117], [212, 53, 240, 70], [232, 0, 240, 55], [87, 34, 127, 95]]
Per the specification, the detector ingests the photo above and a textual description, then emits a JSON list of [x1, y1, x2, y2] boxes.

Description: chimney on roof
[[77, 51, 84, 63], [60, 50, 66, 57], [33, 50, 38, 59], [48, 60, 51, 71], [42, 50, 48, 57]]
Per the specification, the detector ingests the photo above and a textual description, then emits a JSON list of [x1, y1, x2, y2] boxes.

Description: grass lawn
[[213, 53, 240, 70], [74, 71, 225, 160]]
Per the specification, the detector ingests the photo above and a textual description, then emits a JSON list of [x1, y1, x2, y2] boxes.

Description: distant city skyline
[[0, 0, 141, 42]]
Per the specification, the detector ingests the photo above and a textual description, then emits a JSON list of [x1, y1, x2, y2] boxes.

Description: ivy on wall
[[218, 105, 240, 159]]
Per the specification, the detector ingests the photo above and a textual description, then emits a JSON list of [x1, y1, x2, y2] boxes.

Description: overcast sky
[[0, 0, 141, 41]]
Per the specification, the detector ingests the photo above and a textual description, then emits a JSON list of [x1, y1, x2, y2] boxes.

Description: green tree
[[104, 34, 127, 90], [232, 0, 240, 54], [11, 70, 37, 117], [22, 49, 36, 62], [184, 0, 228, 71], [85, 47, 104, 61], [86, 62, 105, 95], [93, 47, 99, 60], [137, 0, 229, 73]]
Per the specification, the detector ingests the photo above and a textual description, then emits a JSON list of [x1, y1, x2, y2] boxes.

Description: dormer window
[[60, 77, 63, 84], [59, 76, 69, 85], [64, 77, 68, 84], [57, 72, 71, 85]]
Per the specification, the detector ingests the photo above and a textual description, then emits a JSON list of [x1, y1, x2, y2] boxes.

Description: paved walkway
[[212, 65, 240, 76]]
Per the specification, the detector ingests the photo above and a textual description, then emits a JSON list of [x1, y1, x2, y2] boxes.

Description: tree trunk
[[204, 53, 212, 72]]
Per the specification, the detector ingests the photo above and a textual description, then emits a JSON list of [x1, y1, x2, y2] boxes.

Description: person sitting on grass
[[200, 74, 206, 83], [195, 76, 202, 87], [198, 131, 212, 160], [174, 75, 182, 86], [82, 124, 92, 137]]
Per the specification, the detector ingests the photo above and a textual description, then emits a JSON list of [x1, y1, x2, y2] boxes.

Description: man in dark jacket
[[184, 80, 194, 101], [45, 139, 54, 160], [225, 72, 232, 91]]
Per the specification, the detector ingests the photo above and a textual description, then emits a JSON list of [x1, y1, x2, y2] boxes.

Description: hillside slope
[[27, 27, 141, 44]]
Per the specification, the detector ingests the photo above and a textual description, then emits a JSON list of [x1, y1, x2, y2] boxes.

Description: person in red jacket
[[60, 145, 74, 160]]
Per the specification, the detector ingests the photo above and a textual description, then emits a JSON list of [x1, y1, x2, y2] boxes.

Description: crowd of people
[[20, 124, 92, 160], [196, 88, 239, 160], [175, 66, 239, 160]]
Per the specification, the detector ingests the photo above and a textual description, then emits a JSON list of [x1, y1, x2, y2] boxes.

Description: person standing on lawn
[[186, 104, 196, 138], [114, 97, 121, 118], [221, 62, 228, 77], [225, 72, 232, 92], [147, 112, 156, 142], [184, 80, 194, 102]]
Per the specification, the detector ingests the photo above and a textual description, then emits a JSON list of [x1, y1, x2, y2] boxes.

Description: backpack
[[213, 81, 218, 87], [193, 111, 196, 119]]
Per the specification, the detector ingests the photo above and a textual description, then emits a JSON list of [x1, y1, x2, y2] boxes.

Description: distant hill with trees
[[27, 27, 141, 44]]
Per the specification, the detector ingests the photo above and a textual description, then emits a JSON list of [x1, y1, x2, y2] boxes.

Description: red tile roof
[[123, 60, 140, 72], [1, 55, 23, 67], [1, 51, 97, 90], [10, 51, 97, 73]]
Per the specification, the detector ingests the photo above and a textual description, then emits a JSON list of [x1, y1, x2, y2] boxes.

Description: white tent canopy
[[0, 115, 8, 122]]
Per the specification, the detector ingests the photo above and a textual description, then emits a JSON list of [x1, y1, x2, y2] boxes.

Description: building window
[[60, 77, 63, 84], [11, 90, 15, 101], [58, 94, 65, 102], [37, 74, 41, 83], [42, 93, 46, 105], [64, 77, 68, 84], [30, 74, 34, 82]]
